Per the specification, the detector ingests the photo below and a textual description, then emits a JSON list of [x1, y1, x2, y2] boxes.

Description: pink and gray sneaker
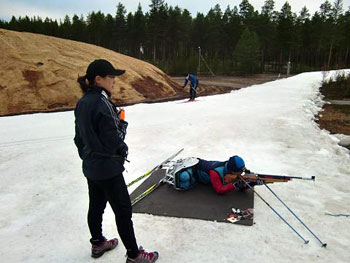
[[91, 237, 118, 258], [126, 246, 159, 263]]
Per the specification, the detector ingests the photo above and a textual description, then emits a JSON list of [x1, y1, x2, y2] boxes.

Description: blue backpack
[[176, 168, 197, 190], [164, 157, 199, 190]]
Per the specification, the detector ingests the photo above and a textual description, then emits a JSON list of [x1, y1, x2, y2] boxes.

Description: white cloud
[[0, 1, 65, 21]]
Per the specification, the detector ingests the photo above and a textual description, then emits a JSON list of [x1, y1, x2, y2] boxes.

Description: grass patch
[[318, 72, 350, 136], [320, 71, 350, 99], [318, 105, 350, 135], [331, 104, 350, 115]]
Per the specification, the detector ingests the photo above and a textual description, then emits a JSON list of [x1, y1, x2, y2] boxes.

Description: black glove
[[256, 179, 264, 185], [233, 178, 246, 190], [118, 142, 128, 158]]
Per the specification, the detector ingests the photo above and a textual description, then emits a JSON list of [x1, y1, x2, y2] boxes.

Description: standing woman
[[74, 59, 158, 263]]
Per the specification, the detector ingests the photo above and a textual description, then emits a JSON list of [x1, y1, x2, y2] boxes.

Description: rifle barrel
[[256, 174, 315, 181]]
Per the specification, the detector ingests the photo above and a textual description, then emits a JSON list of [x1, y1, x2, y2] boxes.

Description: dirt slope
[[0, 29, 183, 116]]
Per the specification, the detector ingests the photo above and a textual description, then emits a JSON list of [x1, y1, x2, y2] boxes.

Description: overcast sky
[[1, 0, 349, 21]]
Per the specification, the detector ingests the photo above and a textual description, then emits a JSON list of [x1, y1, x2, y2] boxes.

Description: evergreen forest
[[1, 0, 349, 75]]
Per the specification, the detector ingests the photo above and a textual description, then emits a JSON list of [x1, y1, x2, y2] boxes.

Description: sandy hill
[[0, 29, 184, 116]]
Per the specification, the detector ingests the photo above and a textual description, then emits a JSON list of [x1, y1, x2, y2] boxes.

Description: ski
[[179, 99, 200, 103], [131, 179, 165, 206], [127, 148, 184, 188]]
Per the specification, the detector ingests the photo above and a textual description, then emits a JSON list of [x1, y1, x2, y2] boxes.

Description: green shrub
[[321, 72, 350, 99]]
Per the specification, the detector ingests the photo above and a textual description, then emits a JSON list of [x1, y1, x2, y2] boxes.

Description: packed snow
[[0, 70, 349, 263]]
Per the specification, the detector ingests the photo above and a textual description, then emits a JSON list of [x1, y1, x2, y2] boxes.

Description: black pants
[[190, 84, 198, 100], [87, 175, 139, 258]]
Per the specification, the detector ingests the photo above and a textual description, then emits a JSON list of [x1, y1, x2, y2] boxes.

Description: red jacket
[[210, 170, 235, 194]]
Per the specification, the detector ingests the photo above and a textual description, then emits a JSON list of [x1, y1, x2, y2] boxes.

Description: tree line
[[0, 0, 349, 75]]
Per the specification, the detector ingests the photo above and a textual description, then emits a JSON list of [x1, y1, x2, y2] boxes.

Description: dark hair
[[77, 75, 93, 93]]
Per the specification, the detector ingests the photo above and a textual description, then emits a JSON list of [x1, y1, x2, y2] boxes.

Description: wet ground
[[136, 74, 282, 105], [171, 74, 281, 90], [318, 104, 350, 136]]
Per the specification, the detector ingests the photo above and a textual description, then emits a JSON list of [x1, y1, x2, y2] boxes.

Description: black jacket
[[74, 86, 128, 180]]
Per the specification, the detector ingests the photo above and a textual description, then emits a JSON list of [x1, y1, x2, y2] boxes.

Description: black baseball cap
[[86, 59, 125, 81]]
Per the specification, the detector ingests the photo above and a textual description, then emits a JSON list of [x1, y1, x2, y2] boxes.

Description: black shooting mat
[[130, 169, 254, 226]]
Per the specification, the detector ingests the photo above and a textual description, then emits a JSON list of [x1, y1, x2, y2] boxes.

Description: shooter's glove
[[233, 178, 246, 191], [256, 179, 264, 185]]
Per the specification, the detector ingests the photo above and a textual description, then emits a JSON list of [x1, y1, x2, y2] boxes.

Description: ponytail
[[77, 75, 91, 94]]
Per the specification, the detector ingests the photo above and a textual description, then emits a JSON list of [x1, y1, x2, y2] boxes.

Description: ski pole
[[239, 176, 309, 244], [264, 184, 327, 247]]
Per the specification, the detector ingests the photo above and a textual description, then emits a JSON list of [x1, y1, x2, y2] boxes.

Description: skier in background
[[182, 73, 199, 101], [74, 59, 158, 263]]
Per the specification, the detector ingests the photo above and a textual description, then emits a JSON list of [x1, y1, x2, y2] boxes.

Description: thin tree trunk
[[278, 50, 283, 73], [261, 46, 265, 73], [327, 40, 334, 69], [162, 41, 166, 61], [153, 42, 156, 63]]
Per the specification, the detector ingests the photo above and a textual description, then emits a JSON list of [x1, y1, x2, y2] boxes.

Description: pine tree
[[115, 2, 127, 52], [132, 4, 146, 59], [299, 6, 311, 22], [148, 0, 168, 62], [105, 14, 115, 50], [262, 0, 275, 18], [259, 0, 277, 72], [233, 27, 260, 74], [206, 4, 224, 60], [276, 2, 297, 72], [332, 0, 343, 20], [341, 8, 350, 66], [0, 19, 6, 29], [71, 15, 86, 42], [239, 0, 254, 21], [320, 0, 333, 20], [60, 15, 72, 39], [86, 11, 105, 46]]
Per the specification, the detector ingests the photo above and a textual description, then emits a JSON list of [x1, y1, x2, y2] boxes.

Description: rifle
[[225, 172, 315, 185]]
